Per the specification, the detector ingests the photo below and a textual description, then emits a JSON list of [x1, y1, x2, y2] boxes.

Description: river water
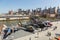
[[0, 20, 29, 28]]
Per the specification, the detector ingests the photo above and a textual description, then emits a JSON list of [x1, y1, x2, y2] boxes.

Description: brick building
[[9, 10, 13, 15]]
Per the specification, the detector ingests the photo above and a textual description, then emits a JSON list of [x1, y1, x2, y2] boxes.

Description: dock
[[1, 21, 60, 40]]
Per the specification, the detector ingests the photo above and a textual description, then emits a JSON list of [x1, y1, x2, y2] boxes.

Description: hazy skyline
[[0, 0, 60, 13]]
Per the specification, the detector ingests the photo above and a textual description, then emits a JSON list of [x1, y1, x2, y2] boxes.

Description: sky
[[0, 0, 60, 13]]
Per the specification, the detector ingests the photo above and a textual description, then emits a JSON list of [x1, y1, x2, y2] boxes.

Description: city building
[[9, 10, 14, 15], [18, 9, 22, 14], [26, 9, 31, 15], [57, 7, 60, 18], [42, 7, 48, 18], [35, 8, 41, 15], [46, 7, 56, 18], [5, 7, 60, 18], [32, 9, 36, 15]]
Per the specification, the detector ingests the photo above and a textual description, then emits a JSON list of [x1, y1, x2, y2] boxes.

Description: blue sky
[[0, 0, 60, 13]]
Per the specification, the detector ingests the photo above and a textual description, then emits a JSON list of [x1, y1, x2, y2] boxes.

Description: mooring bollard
[[0, 35, 2, 40], [35, 31, 39, 38], [29, 37, 31, 40]]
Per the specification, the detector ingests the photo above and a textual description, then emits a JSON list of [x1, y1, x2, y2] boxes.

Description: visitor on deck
[[16, 23, 22, 30], [3, 28, 12, 39], [0, 24, 4, 34], [2, 24, 12, 39], [2, 24, 7, 31], [2, 24, 8, 39], [12, 23, 22, 32]]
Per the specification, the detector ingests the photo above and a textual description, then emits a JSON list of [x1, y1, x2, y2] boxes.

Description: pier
[[0, 15, 30, 21]]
